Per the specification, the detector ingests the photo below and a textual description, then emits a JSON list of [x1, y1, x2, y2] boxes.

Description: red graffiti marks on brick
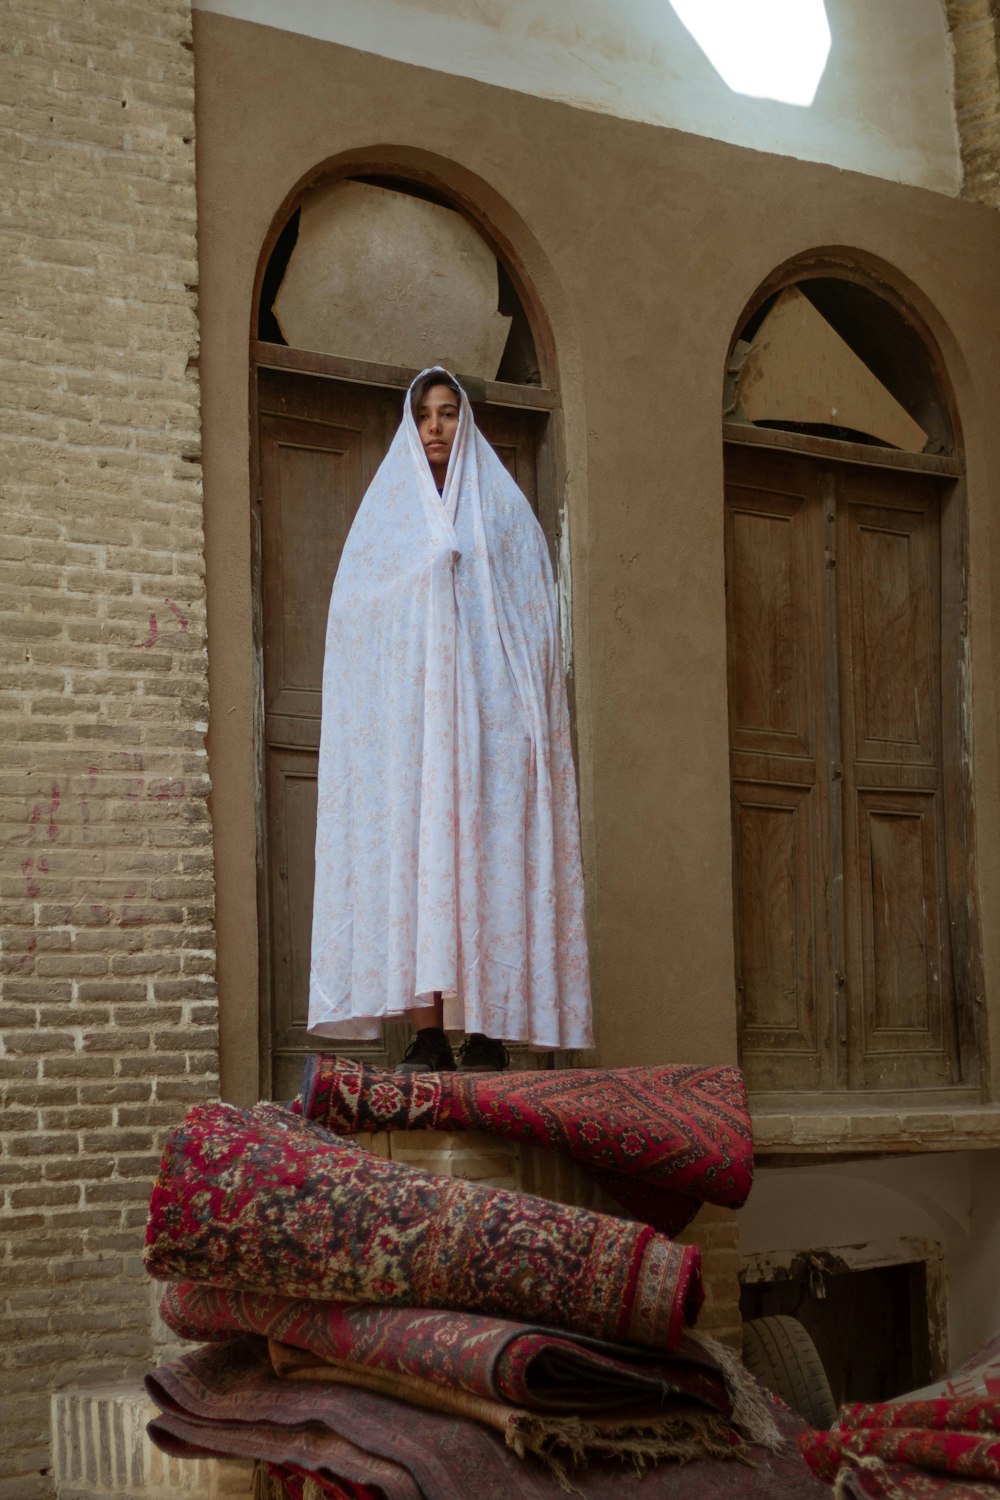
[[165, 598, 189, 631], [136, 614, 159, 648], [47, 782, 60, 840]]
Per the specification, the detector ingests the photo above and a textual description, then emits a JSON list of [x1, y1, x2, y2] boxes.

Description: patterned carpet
[[158, 1283, 732, 1416], [145, 1101, 702, 1349], [146, 1339, 828, 1500], [802, 1396, 1000, 1496], [297, 1055, 753, 1234]]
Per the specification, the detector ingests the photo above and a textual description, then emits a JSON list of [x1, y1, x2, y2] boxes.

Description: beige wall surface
[[192, 0, 961, 194], [194, 12, 1000, 1100]]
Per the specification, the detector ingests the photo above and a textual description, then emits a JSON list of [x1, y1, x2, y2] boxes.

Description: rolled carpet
[[145, 1103, 702, 1349], [801, 1395, 1000, 1489], [297, 1056, 753, 1235]]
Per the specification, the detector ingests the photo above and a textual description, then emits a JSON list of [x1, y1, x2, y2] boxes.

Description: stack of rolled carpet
[[143, 1059, 827, 1498]]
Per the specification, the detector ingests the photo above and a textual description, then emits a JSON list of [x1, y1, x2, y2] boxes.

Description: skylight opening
[[668, 0, 832, 107]]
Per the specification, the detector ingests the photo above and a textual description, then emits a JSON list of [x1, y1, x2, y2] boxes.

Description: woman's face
[[415, 383, 460, 484]]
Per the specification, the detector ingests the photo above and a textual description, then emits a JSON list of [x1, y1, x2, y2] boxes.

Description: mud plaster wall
[[193, 12, 1000, 1100], [192, 0, 961, 194]]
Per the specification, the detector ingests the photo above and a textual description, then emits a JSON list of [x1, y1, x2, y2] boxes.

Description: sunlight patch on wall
[[668, 0, 831, 106]]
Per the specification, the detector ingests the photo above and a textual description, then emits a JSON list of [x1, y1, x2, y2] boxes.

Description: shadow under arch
[[724, 245, 964, 457], [249, 143, 586, 398]]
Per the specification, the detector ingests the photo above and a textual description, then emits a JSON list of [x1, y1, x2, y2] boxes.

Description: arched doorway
[[723, 264, 981, 1099], [250, 171, 563, 1096]]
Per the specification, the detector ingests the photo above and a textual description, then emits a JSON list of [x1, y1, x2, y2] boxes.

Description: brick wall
[[0, 4, 214, 1497], [946, 0, 1000, 204]]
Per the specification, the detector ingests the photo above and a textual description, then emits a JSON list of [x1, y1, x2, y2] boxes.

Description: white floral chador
[[308, 368, 592, 1049]]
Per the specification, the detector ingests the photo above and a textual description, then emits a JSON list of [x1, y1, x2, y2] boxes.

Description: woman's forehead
[[416, 384, 460, 409]]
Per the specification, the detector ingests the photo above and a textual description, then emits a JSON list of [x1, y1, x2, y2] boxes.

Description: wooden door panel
[[843, 498, 937, 764], [266, 746, 318, 1043], [838, 468, 955, 1089], [474, 405, 541, 511], [725, 448, 833, 1090], [732, 783, 819, 1050], [726, 484, 815, 757], [855, 793, 955, 1089], [725, 444, 962, 1096], [259, 418, 365, 719]]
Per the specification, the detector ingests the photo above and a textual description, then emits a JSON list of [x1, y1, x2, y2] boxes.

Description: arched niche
[[724, 268, 956, 456], [254, 169, 551, 388], [721, 257, 982, 1104], [249, 163, 564, 1097]]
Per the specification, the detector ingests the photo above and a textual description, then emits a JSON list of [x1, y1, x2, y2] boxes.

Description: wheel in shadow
[[742, 1314, 837, 1429]]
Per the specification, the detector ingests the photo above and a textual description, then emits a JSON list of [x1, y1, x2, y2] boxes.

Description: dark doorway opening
[[741, 1257, 935, 1406]]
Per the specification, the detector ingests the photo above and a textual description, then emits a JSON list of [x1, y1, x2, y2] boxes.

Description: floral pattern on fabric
[[801, 1395, 1000, 1491], [830, 1456, 1000, 1500], [298, 1055, 753, 1234], [158, 1283, 730, 1416], [309, 367, 591, 1048], [144, 1103, 702, 1349]]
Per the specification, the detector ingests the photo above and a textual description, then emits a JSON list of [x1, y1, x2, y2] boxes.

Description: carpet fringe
[[505, 1408, 747, 1493], [689, 1329, 785, 1452]]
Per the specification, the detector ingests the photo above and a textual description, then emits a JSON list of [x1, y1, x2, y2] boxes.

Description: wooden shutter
[[837, 468, 958, 1089], [725, 445, 958, 1094], [725, 449, 834, 1090]]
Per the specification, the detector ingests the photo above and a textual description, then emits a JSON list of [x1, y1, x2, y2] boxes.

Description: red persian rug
[[801, 1396, 1000, 1497], [145, 1103, 702, 1349], [297, 1055, 753, 1235], [158, 1283, 731, 1416], [146, 1338, 829, 1500]]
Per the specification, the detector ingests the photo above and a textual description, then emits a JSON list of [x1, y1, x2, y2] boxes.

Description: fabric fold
[[801, 1395, 1000, 1489], [309, 367, 591, 1047], [297, 1054, 753, 1234], [310, 364, 593, 1050], [144, 1102, 702, 1350], [145, 1340, 825, 1500], [158, 1283, 730, 1416]]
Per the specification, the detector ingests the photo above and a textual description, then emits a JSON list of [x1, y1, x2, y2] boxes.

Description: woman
[[308, 366, 592, 1071]]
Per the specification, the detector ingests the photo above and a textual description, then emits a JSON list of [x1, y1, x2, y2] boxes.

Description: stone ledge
[[52, 1383, 253, 1499], [752, 1103, 1000, 1156]]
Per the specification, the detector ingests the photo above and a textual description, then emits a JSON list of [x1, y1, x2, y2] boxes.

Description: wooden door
[[255, 368, 547, 1098], [837, 467, 957, 1089], [725, 444, 958, 1095]]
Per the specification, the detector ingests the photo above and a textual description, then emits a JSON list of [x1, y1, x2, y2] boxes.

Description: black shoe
[[456, 1033, 509, 1073], [395, 1027, 456, 1075]]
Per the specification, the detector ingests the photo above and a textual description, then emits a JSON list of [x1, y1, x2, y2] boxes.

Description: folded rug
[[146, 1338, 827, 1500], [145, 1104, 702, 1349], [158, 1290, 734, 1416], [297, 1056, 753, 1234], [801, 1395, 1000, 1494], [158, 1284, 730, 1417], [268, 1337, 743, 1481]]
